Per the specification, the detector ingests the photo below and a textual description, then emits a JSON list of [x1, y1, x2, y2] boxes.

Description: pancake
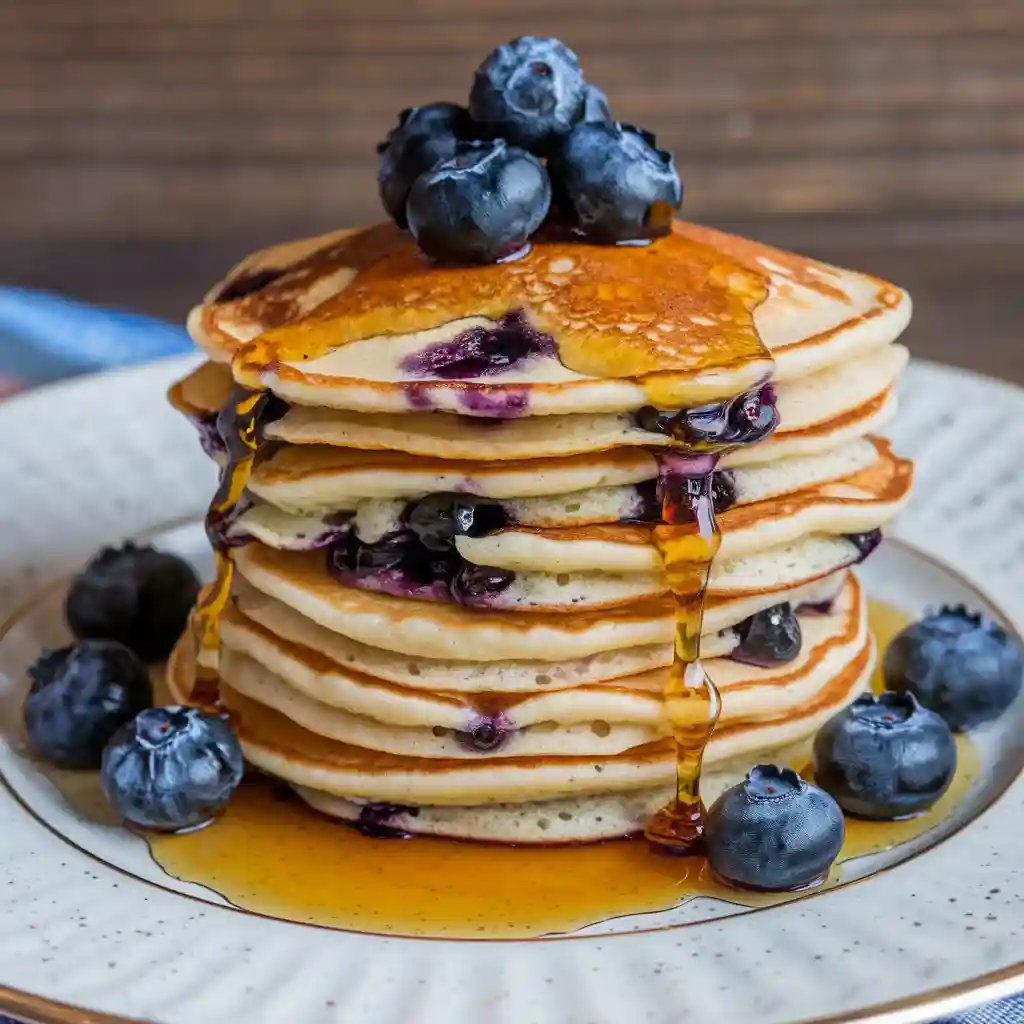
[[456, 441, 912, 572], [188, 221, 909, 418], [166, 627, 871, 809], [230, 571, 846, 694], [167, 358, 234, 421], [220, 576, 860, 735], [289, 736, 823, 843], [232, 436, 885, 548], [248, 394, 896, 515], [173, 212, 912, 845], [266, 344, 906, 460], [231, 540, 861, 661]]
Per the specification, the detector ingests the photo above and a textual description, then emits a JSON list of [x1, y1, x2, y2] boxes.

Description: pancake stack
[[168, 220, 913, 843]]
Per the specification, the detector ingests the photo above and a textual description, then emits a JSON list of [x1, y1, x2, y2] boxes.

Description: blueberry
[[334, 530, 414, 576], [450, 564, 516, 605], [355, 803, 414, 839], [65, 544, 201, 662], [377, 102, 474, 228], [548, 121, 681, 242], [813, 691, 957, 820], [101, 707, 244, 832], [710, 470, 738, 513], [404, 493, 508, 551], [581, 83, 612, 122], [191, 411, 226, 460], [883, 605, 1024, 731], [844, 529, 882, 561], [406, 140, 551, 264], [705, 765, 845, 891], [455, 718, 510, 752], [469, 36, 585, 151], [731, 604, 802, 667], [23, 640, 152, 770]]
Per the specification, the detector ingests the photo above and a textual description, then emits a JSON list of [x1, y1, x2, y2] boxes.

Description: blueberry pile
[[24, 545, 245, 834], [377, 36, 682, 262]]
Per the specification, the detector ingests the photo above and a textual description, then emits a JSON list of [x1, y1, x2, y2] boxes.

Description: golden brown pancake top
[[219, 222, 771, 399]]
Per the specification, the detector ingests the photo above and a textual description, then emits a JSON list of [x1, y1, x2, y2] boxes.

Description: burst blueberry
[[634, 386, 777, 449], [101, 707, 244, 832], [377, 102, 474, 227], [405, 139, 551, 263], [883, 605, 1024, 731], [469, 36, 586, 150], [456, 718, 510, 753], [548, 121, 682, 242], [813, 691, 957, 819], [355, 803, 414, 839], [731, 604, 802, 667], [844, 529, 883, 561], [404, 493, 509, 551], [23, 640, 152, 770], [400, 310, 556, 379], [451, 564, 516, 605], [705, 765, 845, 891], [65, 543, 200, 662]]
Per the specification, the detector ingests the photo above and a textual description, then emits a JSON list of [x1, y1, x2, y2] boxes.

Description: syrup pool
[[131, 600, 981, 939]]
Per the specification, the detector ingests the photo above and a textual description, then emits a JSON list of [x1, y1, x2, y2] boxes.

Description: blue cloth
[[0, 285, 192, 385], [0, 288, 1017, 1024]]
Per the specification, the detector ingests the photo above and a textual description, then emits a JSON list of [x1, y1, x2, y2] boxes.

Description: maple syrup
[[28, 598, 977, 939], [643, 468, 723, 850]]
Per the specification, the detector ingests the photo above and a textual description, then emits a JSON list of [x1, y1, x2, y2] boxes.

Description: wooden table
[[2, 0, 1022, 382]]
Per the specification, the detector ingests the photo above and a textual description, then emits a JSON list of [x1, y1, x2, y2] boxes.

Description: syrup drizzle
[[193, 385, 272, 700], [643, 465, 722, 850]]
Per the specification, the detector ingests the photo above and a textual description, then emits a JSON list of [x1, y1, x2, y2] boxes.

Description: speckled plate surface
[[0, 356, 1022, 1024]]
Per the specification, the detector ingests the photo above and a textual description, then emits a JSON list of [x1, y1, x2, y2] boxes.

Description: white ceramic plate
[[0, 356, 1022, 1024]]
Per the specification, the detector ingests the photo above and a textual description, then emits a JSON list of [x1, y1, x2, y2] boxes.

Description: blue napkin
[[0, 287, 1015, 1024], [0, 285, 192, 386]]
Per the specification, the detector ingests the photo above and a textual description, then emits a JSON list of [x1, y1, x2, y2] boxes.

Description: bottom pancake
[[292, 738, 816, 844]]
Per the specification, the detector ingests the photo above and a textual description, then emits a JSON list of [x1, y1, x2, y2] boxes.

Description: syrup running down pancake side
[[190, 224, 776, 850]]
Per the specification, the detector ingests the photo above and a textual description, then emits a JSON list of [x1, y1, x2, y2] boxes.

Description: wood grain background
[[2, 0, 1022, 379]]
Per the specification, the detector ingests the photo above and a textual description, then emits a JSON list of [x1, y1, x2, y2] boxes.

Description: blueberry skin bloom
[[548, 121, 682, 242], [883, 605, 1023, 732], [705, 765, 845, 891], [469, 36, 586, 151], [101, 707, 244, 832], [406, 140, 551, 264], [24, 640, 152, 770], [377, 102, 474, 228], [813, 691, 957, 820]]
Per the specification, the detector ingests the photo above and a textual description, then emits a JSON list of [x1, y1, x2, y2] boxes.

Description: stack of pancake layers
[[168, 220, 913, 844]]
